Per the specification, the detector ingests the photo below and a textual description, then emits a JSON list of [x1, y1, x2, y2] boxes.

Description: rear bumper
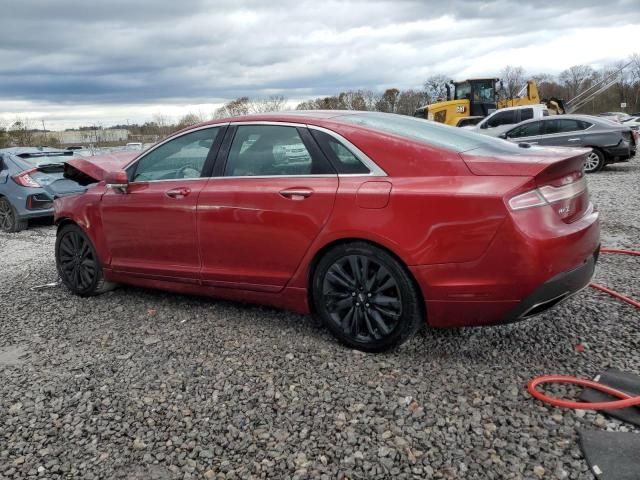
[[603, 142, 634, 161], [410, 204, 600, 328], [500, 246, 598, 323]]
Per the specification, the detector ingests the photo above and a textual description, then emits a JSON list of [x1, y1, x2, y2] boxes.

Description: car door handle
[[568, 138, 581, 142], [165, 187, 191, 199], [279, 188, 313, 200]]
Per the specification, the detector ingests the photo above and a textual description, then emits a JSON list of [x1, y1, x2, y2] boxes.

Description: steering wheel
[[177, 165, 200, 179]]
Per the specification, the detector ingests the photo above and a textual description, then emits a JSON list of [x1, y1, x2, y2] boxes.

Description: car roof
[[0, 146, 69, 155], [506, 114, 624, 131], [493, 104, 547, 112]]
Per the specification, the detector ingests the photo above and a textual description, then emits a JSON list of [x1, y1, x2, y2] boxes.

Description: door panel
[[100, 126, 223, 280], [197, 176, 338, 291], [101, 180, 206, 280]]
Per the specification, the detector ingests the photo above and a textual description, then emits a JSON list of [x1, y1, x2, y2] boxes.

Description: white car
[[467, 105, 550, 137], [622, 116, 640, 131], [125, 142, 144, 151]]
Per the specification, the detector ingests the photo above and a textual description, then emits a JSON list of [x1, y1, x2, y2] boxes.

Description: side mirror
[[499, 132, 508, 139], [105, 170, 129, 193]]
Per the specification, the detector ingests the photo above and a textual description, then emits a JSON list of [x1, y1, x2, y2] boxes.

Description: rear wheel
[[312, 242, 423, 352], [56, 224, 115, 296], [583, 149, 604, 173], [0, 198, 27, 233]]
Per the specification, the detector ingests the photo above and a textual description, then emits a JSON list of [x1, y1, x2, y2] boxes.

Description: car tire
[[55, 223, 115, 296], [312, 242, 423, 352], [583, 149, 605, 173], [0, 197, 28, 233]]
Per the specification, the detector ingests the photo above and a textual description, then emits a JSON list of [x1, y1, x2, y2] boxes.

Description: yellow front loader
[[414, 78, 563, 127]]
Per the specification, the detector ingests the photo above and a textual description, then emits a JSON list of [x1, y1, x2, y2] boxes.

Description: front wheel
[[55, 224, 115, 296], [583, 149, 604, 173], [312, 242, 423, 352]]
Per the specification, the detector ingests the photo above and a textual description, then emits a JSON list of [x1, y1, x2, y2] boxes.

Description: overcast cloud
[[1, 0, 639, 128]]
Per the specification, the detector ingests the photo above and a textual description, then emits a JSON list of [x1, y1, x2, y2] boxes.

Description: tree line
[[2, 54, 639, 148]]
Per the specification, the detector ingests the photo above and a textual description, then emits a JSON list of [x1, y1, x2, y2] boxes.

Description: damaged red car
[[54, 112, 600, 351]]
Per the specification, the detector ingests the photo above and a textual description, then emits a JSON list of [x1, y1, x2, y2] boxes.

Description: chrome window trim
[[125, 123, 228, 183], [227, 120, 387, 177], [127, 120, 388, 183]]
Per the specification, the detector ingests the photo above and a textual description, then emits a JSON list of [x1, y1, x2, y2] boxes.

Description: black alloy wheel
[[313, 242, 422, 352], [0, 198, 27, 233], [56, 224, 114, 296]]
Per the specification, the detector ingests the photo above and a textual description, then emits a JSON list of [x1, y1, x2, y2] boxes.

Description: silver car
[[0, 147, 89, 232], [500, 115, 637, 173]]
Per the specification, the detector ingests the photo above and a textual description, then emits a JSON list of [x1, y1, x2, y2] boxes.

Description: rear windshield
[[337, 112, 523, 153]]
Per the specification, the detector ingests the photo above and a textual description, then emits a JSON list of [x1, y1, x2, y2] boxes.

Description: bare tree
[[376, 88, 400, 113], [499, 65, 526, 99], [10, 117, 35, 146], [250, 95, 288, 113], [175, 112, 204, 130], [214, 97, 251, 118], [559, 65, 596, 99], [423, 75, 449, 104], [395, 89, 426, 116], [152, 112, 173, 137]]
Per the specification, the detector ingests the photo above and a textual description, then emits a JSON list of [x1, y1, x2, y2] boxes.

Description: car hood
[[64, 151, 139, 183]]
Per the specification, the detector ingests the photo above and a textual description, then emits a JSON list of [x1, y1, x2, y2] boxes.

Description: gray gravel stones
[[1, 159, 639, 479]]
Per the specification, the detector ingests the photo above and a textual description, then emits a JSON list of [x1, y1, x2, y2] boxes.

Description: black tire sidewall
[[312, 242, 423, 352], [55, 224, 105, 296]]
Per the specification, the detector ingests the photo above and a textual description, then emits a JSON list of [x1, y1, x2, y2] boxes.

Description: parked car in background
[[125, 142, 144, 151], [622, 116, 640, 131], [467, 104, 549, 136], [0, 147, 89, 232], [598, 112, 632, 123], [500, 115, 637, 173], [55, 111, 599, 352]]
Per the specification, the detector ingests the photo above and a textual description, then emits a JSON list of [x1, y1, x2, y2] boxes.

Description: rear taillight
[[12, 168, 41, 188], [508, 177, 587, 211]]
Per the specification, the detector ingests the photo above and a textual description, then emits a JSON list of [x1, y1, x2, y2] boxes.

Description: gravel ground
[[1, 159, 639, 480]]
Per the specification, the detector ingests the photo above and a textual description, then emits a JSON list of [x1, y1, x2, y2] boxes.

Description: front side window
[[486, 110, 516, 128], [556, 119, 586, 133], [131, 128, 220, 182], [224, 125, 332, 176]]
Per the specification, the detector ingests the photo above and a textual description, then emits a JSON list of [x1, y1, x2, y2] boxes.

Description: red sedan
[[54, 112, 600, 352]]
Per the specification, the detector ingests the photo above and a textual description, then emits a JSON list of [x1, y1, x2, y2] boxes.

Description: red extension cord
[[528, 248, 640, 410]]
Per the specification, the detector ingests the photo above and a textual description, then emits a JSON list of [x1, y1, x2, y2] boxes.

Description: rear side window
[[520, 108, 534, 121], [486, 110, 516, 128], [310, 130, 370, 174], [338, 112, 523, 153], [507, 121, 543, 139], [546, 119, 588, 134], [224, 125, 334, 177]]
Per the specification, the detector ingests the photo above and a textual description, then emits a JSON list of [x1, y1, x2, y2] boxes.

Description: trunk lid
[[461, 145, 591, 224]]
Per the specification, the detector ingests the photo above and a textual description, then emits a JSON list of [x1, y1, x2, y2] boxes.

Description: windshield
[[338, 112, 524, 153]]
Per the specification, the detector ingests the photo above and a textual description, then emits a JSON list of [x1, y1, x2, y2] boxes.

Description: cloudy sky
[[1, 0, 639, 129]]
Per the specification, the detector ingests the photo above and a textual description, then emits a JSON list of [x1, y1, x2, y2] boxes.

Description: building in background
[[50, 129, 129, 145]]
